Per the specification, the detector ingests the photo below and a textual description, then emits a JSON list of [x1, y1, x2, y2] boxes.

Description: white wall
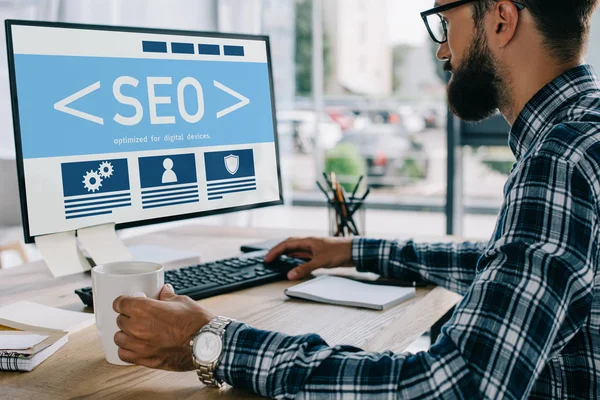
[[587, 9, 600, 70], [325, 0, 392, 96], [0, 3, 42, 153]]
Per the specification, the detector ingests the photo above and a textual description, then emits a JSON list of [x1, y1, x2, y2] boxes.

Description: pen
[[316, 181, 332, 201], [335, 182, 351, 236], [350, 175, 363, 200], [347, 188, 370, 219], [329, 173, 344, 236], [337, 183, 360, 235]]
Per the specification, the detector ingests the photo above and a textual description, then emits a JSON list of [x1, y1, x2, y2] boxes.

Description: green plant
[[482, 160, 514, 176], [400, 157, 428, 180], [324, 143, 366, 192]]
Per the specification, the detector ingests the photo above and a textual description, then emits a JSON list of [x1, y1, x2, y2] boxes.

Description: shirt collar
[[509, 64, 600, 161]]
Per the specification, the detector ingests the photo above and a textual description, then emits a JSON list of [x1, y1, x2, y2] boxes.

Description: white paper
[[0, 334, 48, 350], [0, 301, 94, 334], [77, 223, 133, 265], [35, 231, 91, 277]]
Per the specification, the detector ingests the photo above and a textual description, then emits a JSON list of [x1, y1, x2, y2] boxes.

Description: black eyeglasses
[[421, 0, 526, 44]]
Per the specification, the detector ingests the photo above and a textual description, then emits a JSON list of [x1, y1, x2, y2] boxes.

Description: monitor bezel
[[5, 19, 284, 244]]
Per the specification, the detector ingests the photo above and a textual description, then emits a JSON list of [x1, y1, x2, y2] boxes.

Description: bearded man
[[113, 1, 600, 398]]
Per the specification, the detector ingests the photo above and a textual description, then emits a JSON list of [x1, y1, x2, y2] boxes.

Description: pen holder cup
[[328, 199, 366, 237]]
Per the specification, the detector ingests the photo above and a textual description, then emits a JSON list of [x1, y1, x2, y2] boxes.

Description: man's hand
[[112, 284, 215, 371], [265, 237, 353, 280]]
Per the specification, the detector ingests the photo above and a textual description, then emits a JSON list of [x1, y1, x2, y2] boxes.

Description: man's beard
[[445, 28, 505, 122]]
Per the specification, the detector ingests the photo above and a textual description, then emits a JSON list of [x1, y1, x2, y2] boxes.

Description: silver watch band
[[194, 316, 234, 387]]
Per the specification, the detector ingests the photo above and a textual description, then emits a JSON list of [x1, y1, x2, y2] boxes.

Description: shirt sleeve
[[352, 238, 488, 295], [215, 154, 596, 400]]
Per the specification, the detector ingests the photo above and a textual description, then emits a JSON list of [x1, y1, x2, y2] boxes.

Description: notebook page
[[287, 276, 415, 307], [0, 334, 48, 350]]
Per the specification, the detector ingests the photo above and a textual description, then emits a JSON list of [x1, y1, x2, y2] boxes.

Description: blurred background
[[1, 0, 600, 267]]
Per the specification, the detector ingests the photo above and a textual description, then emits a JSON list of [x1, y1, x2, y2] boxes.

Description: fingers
[[116, 314, 131, 333], [117, 347, 158, 367], [114, 330, 135, 351], [113, 296, 147, 316], [159, 284, 176, 301], [287, 261, 321, 280], [117, 347, 137, 364], [114, 329, 154, 354], [115, 336, 166, 370], [265, 238, 313, 262]]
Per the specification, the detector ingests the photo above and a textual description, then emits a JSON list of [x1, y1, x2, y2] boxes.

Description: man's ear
[[493, 0, 520, 47]]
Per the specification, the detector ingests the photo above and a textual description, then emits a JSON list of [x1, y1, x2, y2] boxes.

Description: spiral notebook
[[0, 330, 68, 372]]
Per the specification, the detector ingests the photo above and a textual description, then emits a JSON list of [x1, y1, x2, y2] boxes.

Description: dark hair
[[473, 0, 599, 60]]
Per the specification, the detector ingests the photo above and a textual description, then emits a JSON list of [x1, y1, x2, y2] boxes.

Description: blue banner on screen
[[14, 55, 275, 159], [61, 159, 131, 219], [204, 149, 256, 200], [139, 154, 199, 209]]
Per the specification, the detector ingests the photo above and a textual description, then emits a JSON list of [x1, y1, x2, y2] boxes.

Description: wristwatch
[[191, 316, 234, 388]]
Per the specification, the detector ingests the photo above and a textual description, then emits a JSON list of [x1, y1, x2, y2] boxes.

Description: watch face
[[193, 332, 222, 363]]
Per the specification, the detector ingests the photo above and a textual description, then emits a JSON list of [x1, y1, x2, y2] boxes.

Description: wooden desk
[[0, 224, 462, 399]]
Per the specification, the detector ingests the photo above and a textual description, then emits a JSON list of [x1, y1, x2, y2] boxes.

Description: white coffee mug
[[91, 261, 164, 365]]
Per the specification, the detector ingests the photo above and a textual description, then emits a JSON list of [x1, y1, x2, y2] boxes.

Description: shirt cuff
[[215, 320, 265, 391], [352, 237, 392, 275]]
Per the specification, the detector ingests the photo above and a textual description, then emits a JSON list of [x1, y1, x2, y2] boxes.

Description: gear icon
[[98, 161, 114, 179], [82, 170, 103, 192]]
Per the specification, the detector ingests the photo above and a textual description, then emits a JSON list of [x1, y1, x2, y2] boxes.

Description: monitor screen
[[6, 21, 283, 243]]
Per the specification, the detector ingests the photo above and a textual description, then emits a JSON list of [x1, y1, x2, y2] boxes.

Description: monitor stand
[[77, 223, 201, 267], [35, 224, 202, 277]]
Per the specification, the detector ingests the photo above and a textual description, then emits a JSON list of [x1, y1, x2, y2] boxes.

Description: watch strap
[[193, 316, 234, 387]]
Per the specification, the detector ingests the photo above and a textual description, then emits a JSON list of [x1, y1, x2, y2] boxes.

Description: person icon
[[161, 158, 178, 184]]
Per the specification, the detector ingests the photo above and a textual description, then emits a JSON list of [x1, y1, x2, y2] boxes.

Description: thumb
[[159, 284, 177, 301], [287, 261, 319, 281]]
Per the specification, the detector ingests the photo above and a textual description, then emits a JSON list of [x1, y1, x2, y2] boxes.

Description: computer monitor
[[6, 20, 283, 244]]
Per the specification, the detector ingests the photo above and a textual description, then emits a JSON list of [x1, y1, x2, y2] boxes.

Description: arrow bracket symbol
[[214, 80, 250, 119], [54, 81, 104, 125]]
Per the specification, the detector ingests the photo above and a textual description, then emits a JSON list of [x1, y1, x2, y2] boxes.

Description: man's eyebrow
[[434, 1, 441, 7]]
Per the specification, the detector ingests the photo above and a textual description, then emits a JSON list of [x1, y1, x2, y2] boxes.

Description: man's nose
[[436, 42, 450, 62]]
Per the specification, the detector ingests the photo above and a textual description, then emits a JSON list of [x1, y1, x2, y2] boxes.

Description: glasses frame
[[421, 0, 526, 44]]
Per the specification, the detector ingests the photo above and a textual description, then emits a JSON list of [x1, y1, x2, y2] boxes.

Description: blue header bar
[[15, 54, 275, 159], [171, 42, 195, 54], [198, 44, 220, 55], [224, 45, 244, 56], [142, 41, 167, 53]]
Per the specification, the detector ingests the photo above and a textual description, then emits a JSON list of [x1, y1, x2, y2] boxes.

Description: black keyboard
[[75, 251, 303, 308]]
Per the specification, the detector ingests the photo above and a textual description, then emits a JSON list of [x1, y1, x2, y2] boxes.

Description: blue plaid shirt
[[215, 65, 600, 399]]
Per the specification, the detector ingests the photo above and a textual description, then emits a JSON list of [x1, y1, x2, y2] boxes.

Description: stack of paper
[[0, 301, 94, 334]]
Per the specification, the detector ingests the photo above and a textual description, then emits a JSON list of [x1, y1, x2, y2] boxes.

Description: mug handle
[[130, 292, 147, 298]]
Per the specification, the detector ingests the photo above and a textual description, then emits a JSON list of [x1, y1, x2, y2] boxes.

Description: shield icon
[[224, 155, 239, 175]]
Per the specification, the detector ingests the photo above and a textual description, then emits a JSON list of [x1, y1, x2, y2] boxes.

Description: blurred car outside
[[419, 102, 447, 129], [349, 105, 425, 134], [277, 110, 343, 154], [325, 107, 355, 131], [338, 123, 429, 187], [396, 105, 426, 134]]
